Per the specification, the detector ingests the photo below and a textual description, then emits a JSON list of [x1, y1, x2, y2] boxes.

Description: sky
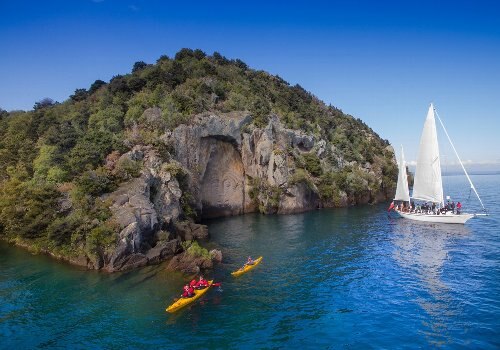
[[1, 0, 499, 170]]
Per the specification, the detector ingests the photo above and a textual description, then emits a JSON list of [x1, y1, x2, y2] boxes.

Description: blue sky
[[1, 0, 499, 168]]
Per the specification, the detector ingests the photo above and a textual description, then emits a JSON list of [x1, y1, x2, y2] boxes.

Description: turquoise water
[[1, 175, 499, 349]]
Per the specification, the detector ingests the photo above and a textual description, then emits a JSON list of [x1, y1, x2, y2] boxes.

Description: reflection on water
[[391, 219, 471, 345]]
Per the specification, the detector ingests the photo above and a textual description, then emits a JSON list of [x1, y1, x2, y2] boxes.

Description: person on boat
[[195, 275, 209, 289], [387, 201, 395, 212], [457, 201, 462, 214], [451, 201, 456, 213], [189, 278, 198, 289], [182, 284, 195, 298], [245, 256, 255, 266], [431, 203, 436, 214]]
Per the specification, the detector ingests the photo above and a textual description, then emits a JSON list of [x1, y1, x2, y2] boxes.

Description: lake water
[[1, 175, 499, 349]]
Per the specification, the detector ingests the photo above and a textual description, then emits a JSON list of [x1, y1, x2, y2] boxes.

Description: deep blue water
[[1, 175, 499, 349]]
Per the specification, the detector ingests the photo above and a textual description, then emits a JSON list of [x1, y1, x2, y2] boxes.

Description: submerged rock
[[166, 249, 222, 274], [209, 249, 223, 263]]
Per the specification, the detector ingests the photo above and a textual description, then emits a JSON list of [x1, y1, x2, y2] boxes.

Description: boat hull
[[395, 210, 474, 224]]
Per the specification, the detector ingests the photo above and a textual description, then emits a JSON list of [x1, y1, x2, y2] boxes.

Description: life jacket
[[197, 279, 208, 288], [182, 286, 192, 298], [189, 279, 197, 288]]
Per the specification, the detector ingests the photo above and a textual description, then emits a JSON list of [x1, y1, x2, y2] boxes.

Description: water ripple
[[0, 174, 499, 348]]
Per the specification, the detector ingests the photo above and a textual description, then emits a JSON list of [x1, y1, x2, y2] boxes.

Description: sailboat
[[393, 103, 486, 224]]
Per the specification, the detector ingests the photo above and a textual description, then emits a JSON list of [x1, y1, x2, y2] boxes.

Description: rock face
[[98, 110, 394, 272], [278, 182, 320, 214], [171, 113, 254, 218], [167, 113, 329, 218], [199, 139, 246, 218]]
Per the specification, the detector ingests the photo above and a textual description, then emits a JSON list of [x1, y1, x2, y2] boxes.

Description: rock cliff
[[94, 110, 394, 271]]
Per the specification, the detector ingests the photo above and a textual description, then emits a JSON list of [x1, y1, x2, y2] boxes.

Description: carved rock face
[[200, 138, 245, 218]]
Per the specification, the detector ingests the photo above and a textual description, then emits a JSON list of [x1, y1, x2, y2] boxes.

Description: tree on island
[[33, 98, 56, 110], [132, 61, 148, 73], [89, 79, 107, 95]]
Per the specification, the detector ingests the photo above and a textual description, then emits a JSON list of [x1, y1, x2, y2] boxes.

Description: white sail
[[412, 104, 444, 205], [394, 145, 410, 202]]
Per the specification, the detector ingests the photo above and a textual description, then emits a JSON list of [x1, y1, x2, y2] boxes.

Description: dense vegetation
[[0, 48, 396, 259]]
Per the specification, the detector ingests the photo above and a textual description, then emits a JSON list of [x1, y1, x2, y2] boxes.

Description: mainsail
[[394, 145, 410, 202], [412, 104, 444, 204]]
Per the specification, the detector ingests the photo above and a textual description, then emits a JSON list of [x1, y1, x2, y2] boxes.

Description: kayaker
[[195, 275, 209, 289], [189, 278, 198, 289], [181, 284, 194, 298], [245, 256, 255, 266]]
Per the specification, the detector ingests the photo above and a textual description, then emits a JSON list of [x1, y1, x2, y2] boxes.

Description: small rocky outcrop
[[166, 252, 213, 274], [210, 249, 223, 263], [166, 242, 221, 274]]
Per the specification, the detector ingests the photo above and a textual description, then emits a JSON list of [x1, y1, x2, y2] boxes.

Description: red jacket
[[182, 286, 195, 298], [196, 279, 209, 288]]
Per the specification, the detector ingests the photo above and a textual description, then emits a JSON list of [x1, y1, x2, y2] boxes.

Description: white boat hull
[[395, 210, 475, 224]]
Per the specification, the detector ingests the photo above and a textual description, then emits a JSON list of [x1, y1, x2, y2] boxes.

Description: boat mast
[[434, 109, 486, 211]]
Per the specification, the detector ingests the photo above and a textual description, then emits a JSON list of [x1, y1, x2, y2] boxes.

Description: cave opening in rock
[[200, 138, 245, 219]]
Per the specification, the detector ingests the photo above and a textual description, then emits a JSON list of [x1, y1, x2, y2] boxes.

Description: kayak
[[166, 280, 213, 313], [231, 257, 263, 277]]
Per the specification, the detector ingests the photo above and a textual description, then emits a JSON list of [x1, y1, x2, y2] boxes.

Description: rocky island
[[0, 49, 397, 272]]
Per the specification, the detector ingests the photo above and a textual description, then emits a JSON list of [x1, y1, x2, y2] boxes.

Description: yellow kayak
[[231, 257, 263, 277], [166, 280, 213, 313]]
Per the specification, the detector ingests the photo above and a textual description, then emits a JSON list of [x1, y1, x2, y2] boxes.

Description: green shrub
[[318, 172, 342, 206], [46, 215, 83, 247], [289, 168, 314, 189], [114, 158, 142, 181], [0, 179, 60, 239], [303, 152, 322, 177], [249, 178, 282, 214], [182, 240, 210, 259], [75, 167, 115, 196], [85, 222, 117, 254], [68, 130, 114, 174], [162, 162, 186, 182]]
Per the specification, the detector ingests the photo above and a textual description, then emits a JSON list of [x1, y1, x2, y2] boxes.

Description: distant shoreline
[[442, 171, 500, 176]]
